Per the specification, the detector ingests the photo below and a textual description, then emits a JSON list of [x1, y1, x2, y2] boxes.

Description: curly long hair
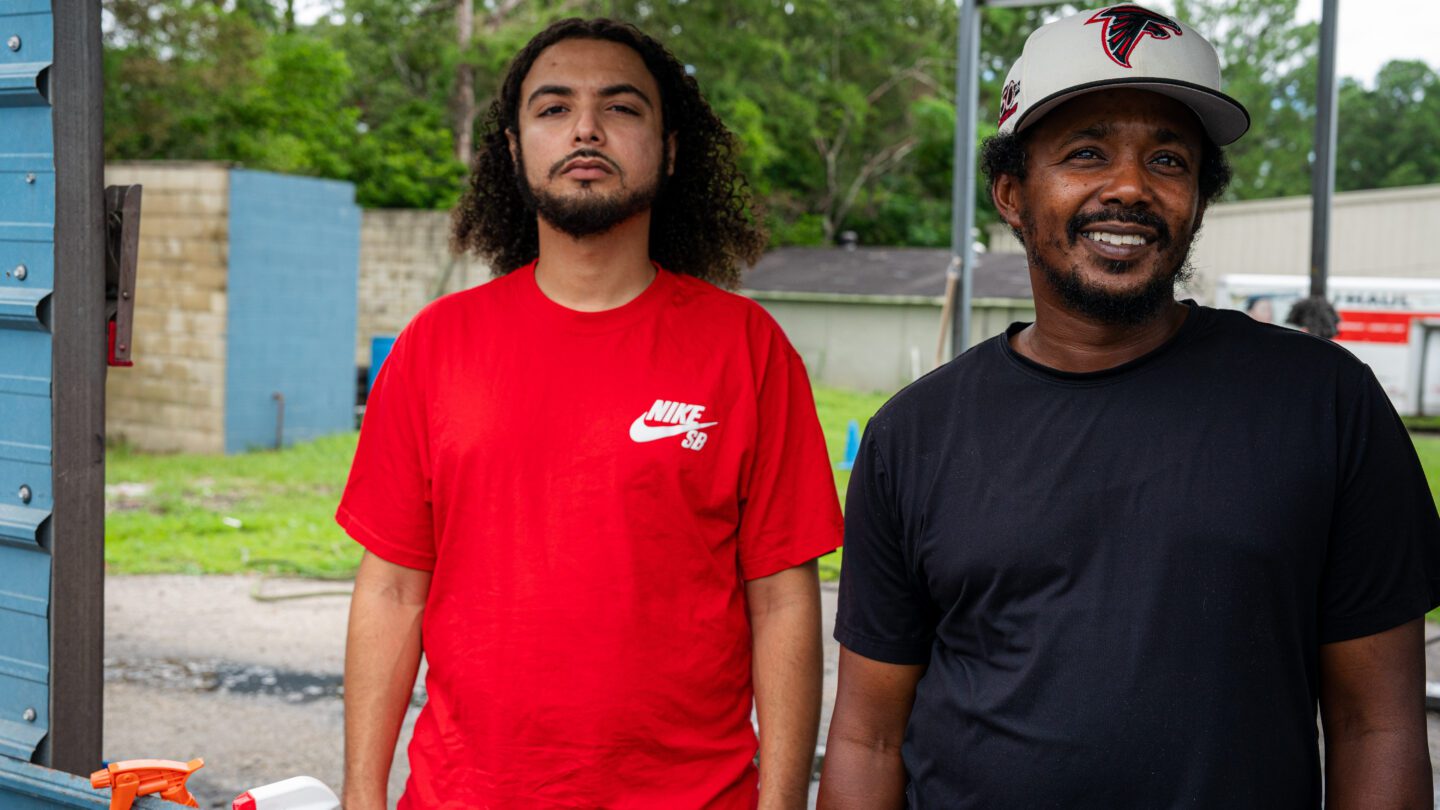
[[451, 18, 766, 289]]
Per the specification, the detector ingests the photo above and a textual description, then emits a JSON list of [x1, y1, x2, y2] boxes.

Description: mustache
[[548, 149, 621, 179], [1066, 208, 1171, 246]]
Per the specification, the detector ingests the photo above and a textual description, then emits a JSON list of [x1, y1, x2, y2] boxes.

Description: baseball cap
[[996, 4, 1250, 145]]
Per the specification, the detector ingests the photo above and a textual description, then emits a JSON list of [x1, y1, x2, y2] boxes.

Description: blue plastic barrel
[[368, 336, 397, 394]]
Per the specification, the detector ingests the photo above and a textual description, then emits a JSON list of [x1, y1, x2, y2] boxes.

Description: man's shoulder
[[666, 270, 788, 335], [669, 270, 767, 312], [405, 271, 519, 334], [1193, 304, 1369, 374], [869, 333, 1010, 430]]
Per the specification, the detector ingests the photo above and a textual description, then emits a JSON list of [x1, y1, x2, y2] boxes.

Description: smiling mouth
[[1082, 231, 1151, 247], [1067, 208, 1170, 250]]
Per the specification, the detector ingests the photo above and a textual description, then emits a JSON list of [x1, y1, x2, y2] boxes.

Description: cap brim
[[1013, 77, 1251, 146]]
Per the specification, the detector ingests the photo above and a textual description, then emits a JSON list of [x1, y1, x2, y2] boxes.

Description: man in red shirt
[[338, 18, 842, 810]]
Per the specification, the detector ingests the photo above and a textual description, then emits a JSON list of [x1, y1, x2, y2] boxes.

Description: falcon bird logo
[[1085, 5, 1184, 68]]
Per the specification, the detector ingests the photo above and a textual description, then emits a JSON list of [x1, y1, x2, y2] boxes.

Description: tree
[[1173, 0, 1319, 200], [103, 0, 1439, 240], [1337, 60, 1440, 191]]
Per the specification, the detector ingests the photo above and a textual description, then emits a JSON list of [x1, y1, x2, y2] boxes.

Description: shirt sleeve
[[1319, 363, 1440, 643], [833, 420, 935, 665], [736, 324, 843, 581], [335, 322, 436, 571]]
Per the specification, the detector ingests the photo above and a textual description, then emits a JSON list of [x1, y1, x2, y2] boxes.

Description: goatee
[[516, 147, 666, 239], [1025, 207, 1197, 326]]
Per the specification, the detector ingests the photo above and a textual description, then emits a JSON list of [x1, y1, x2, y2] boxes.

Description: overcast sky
[[1294, 0, 1440, 84], [295, 0, 1439, 86]]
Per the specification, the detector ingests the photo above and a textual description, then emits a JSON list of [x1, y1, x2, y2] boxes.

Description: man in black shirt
[[819, 5, 1440, 808]]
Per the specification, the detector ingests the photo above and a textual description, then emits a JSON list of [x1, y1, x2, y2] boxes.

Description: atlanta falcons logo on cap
[[1085, 5, 1183, 69]]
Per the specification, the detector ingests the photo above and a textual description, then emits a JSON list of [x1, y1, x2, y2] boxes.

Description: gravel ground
[[103, 575, 1439, 809], [103, 575, 837, 808]]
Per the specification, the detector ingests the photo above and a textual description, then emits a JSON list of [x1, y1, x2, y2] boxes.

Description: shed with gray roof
[[742, 247, 1035, 393]]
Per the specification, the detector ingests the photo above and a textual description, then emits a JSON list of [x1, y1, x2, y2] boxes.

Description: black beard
[[515, 147, 666, 239], [1025, 206, 1196, 327]]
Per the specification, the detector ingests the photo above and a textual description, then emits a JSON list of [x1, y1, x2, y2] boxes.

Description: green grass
[[105, 433, 363, 576], [1413, 434, 1440, 506], [105, 386, 896, 579], [103, 398, 1440, 614], [1402, 415, 1440, 433], [812, 386, 894, 580]]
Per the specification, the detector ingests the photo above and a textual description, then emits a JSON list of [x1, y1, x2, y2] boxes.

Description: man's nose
[[1099, 155, 1152, 207], [573, 108, 604, 145]]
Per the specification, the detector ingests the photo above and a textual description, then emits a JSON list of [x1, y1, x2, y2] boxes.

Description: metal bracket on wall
[[103, 185, 141, 368], [0, 62, 50, 108]]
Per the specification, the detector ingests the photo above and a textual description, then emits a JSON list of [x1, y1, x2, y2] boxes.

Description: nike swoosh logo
[[629, 416, 719, 443]]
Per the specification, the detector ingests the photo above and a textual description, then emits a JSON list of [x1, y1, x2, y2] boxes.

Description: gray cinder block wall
[[104, 162, 360, 454]]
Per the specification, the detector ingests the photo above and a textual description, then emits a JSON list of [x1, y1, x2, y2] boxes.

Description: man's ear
[[506, 127, 519, 164], [992, 173, 1026, 234], [665, 131, 677, 177]]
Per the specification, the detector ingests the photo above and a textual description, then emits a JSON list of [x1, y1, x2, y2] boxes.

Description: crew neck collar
[[518, 259, 673, 333], [999, 300, 1211, 385]]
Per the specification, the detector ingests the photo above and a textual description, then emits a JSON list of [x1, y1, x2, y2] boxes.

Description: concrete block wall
[[104, 162, 230, 454], [357, 209, 490, 367]]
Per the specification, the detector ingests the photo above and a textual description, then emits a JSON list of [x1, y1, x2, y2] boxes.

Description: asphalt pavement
[[102, 575, 839, 809], [102, 575, 1440, 809]]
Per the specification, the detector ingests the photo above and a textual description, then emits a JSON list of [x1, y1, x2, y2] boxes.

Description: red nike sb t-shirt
[[337, 262, 843, 809]]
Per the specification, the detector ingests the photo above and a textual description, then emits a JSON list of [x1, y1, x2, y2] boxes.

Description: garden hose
[[243, 558, 357, 603]]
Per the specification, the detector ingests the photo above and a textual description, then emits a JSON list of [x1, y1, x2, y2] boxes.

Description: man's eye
[[538, 105, 567, 116], [609, 104, 639, 115], [1069, 148, 1101, 160], [1152, 153, 1188, 169]]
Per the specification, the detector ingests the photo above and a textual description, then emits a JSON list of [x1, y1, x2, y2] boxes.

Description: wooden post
[[46, 0, 107, 774]]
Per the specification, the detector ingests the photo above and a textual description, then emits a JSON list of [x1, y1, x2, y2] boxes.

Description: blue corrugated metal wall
[[0, 0, 54, 766], [224, 170, 360, 453]]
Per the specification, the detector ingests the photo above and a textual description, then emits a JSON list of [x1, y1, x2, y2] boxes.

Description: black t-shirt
[[835, 303, 1440, 808]]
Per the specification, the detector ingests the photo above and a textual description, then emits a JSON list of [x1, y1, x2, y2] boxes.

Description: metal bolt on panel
[[6, 36, 19, 52], [18, 485, 31, 504]]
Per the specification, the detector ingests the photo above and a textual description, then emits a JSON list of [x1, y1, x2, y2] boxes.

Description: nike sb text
[[630, 399, 718, 446], [645, 399, 706, 424]]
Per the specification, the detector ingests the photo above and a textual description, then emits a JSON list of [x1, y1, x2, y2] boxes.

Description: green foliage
[[102, 0, 1440, 243], [1174, 0, 1319, 200], [1338, 60, 1440, 191], [104, 1, 362, 184], [350, 102, 468, 209], [220, 34, 360, 178]]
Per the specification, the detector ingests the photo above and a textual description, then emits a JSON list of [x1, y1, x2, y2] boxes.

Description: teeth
[[1084, 231, 1148, 246]]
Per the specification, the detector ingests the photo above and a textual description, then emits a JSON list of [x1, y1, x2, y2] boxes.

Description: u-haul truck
[[1215, 274, 1440, 416]]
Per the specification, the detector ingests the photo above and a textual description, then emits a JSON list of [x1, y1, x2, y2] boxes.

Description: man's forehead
[[521, 38, 659, 99], [1032, 89, 1205, 145]]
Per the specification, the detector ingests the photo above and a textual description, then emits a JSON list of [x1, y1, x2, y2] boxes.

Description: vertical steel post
[[948, 0, 982, 358], [48, 0, 107, 773], [1309, 0, 1340, 298]]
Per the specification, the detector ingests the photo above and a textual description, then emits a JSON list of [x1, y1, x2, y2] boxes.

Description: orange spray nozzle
[[90, 758, 204, 810]]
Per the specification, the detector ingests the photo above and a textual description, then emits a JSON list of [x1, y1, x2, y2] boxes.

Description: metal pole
[[949, 0, 982, 358], [1309, 0, 1340, 298]]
